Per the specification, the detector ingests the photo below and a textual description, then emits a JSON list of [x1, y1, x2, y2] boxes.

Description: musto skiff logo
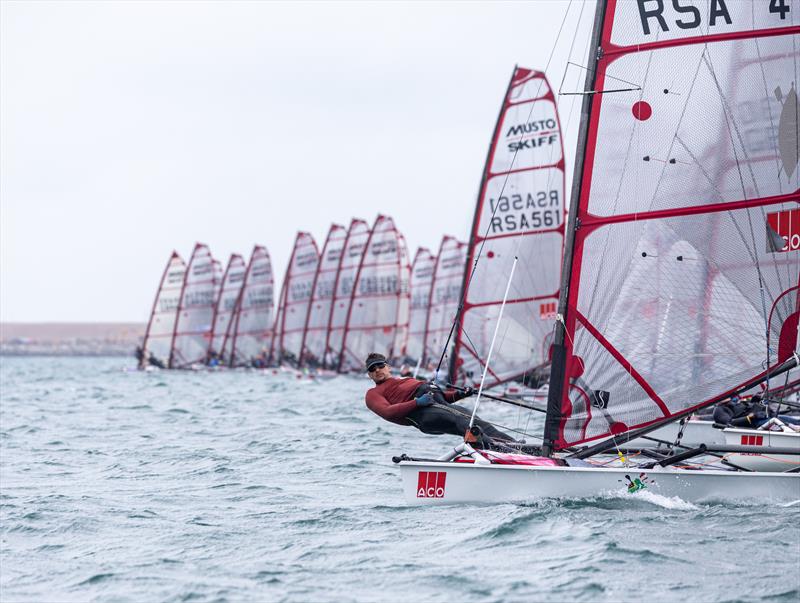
[[417, 471, 447, 498], [620, 473, 654, 494]]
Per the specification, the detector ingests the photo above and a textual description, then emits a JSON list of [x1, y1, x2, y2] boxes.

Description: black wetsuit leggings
[[406, 400, 515, 443]]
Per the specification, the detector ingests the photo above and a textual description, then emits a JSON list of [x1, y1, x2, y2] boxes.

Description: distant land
[[0, 323, 145, 356]]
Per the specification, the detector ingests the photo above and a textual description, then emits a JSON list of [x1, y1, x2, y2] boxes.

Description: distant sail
[[338, 215, 411, 372], [208, 254, 246, 361], [227, 245, 275, 367], [452, 67, 566, 387], [271, 232, 319, 366], [141, 251, 185, 368], [406, 247, 436, 365], [325, 218, 370, 370], [545, 2, 799, 451], [424, 236, 467, 371], [170, 243, 218, 368], [298, 224, 347, 367]]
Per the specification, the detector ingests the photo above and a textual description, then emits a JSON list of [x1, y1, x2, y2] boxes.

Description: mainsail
[[298, 224, 347, 367], [208, 254, 246, 362], [170, 243, 218, 368], [141, 251, 186, 367], [325, 218, 370, 370], [226, 245, 275, 367], [271, 232, 319, 366], [338, 215, 411, 372], [406, 247, 436, 366], [424, 236, 468, 372], [451, 67, 566, 388], [545, 0, 800, 452]]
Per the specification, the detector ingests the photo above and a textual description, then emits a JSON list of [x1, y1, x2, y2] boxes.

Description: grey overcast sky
[[1, 0, 595, 323]]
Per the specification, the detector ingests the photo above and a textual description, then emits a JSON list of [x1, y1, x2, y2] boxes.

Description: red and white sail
[[226, 245, 275, 367], [271, 232, 319, 366], [546, 1, 799, 451], [451, 67, 566, 387], [141, 251, 186, 367], [208, 254, 246, 362], [338, 215, 411, 372], [424, 237, 468, 371], [406, 247, 436, 365], [325, 218, 370, 369], [170, 243, 218, 368], [298, 224, 347, 367]]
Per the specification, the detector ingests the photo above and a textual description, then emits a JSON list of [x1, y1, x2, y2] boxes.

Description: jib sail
[[451, 67, 566, 388], [424, 236, 468, 373], [406, 247, 436, 366], [226, 245, 275, 367], [325, 218, 370, 370], [170, 243, 218, 368], [338, 215, 411, 372], [141, 251, 186, 368], [271, 232, 319, 366], [298, 224, 347, 368], [545, 0, 800, 451], [208, 254, 246, 362]]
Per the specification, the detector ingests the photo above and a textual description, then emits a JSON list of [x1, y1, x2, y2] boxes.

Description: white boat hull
[[722, 428, 800, 472], [398, 461, 800, 505]]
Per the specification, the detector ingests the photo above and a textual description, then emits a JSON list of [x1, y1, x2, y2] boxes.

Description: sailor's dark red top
[[365, 377, 459, 425]]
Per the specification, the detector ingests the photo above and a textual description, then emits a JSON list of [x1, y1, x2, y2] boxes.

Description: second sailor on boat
[[364, 352, 517, 448]]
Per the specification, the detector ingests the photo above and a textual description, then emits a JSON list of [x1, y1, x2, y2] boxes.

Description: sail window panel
[[406, 249, 436, 363], [457, 297, 558, 386], [491, 99, 563, 174], [609, 0, 797, 49], [569, 213, 790, 444], [508, 73, 552, 104], [209, 256, 247, 357], [478, 169, 565, 236], [230, 248, 274, 366], [172, 246, 218, 368], [587, 35, 798, 217], [143, 255, 186, 366], [465, 233, 561, 306]]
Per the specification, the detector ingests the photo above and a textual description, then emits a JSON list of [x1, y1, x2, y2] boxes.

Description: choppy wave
[[1, 357, 798, 602]]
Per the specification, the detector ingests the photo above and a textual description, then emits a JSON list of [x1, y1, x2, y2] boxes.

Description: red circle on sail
[[632, 101, 652, 121], [610, 422, 629, 435], [487, 251, 495, 258]]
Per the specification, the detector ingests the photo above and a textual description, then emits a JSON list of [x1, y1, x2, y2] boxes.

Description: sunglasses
[[368, 362, 387, 372]]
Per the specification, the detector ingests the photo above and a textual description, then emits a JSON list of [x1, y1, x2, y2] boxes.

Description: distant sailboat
[[170, 243, 219, 369], [406, 247, 436, 369], [270, 232, 320, 367], [208, 254, 246, 364], [338, 214, 410, 372], [451, 67, 566, 389], [141, 251, 186, 368], [226, 245, 275, 367]]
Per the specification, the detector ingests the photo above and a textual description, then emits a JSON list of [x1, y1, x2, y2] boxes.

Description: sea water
[[1, 356, 798, 602]]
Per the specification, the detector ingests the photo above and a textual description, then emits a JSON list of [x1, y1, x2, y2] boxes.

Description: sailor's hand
[[454, 386, 476, 401], [415, 393, 435, 407]]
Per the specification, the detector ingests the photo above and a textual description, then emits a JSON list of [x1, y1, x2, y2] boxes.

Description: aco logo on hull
[[417, 471, 447, 498]]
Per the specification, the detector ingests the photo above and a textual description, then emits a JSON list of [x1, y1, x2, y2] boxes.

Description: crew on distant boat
[[135, 346, 165, 369], [712, 395, 767, 427], [364, 352, 516, 447]]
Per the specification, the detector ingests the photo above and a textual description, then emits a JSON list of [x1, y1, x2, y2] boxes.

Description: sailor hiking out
[[364, 352, 516, 447]]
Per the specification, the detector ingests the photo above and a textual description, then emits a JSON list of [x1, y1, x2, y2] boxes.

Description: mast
[[543, 0, 607, 455]]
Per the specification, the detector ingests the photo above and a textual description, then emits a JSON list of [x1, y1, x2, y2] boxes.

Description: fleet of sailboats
[[137, 0, 799, 502]]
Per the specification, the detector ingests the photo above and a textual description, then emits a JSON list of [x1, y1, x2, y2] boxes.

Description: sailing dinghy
[[169, 243, 219, 369], [208, 254, 246, 365], [141, 251, 186, 368], [406, 247, 437, 373], [225, 245, 275, 368], [396, 0, 800, 503]]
